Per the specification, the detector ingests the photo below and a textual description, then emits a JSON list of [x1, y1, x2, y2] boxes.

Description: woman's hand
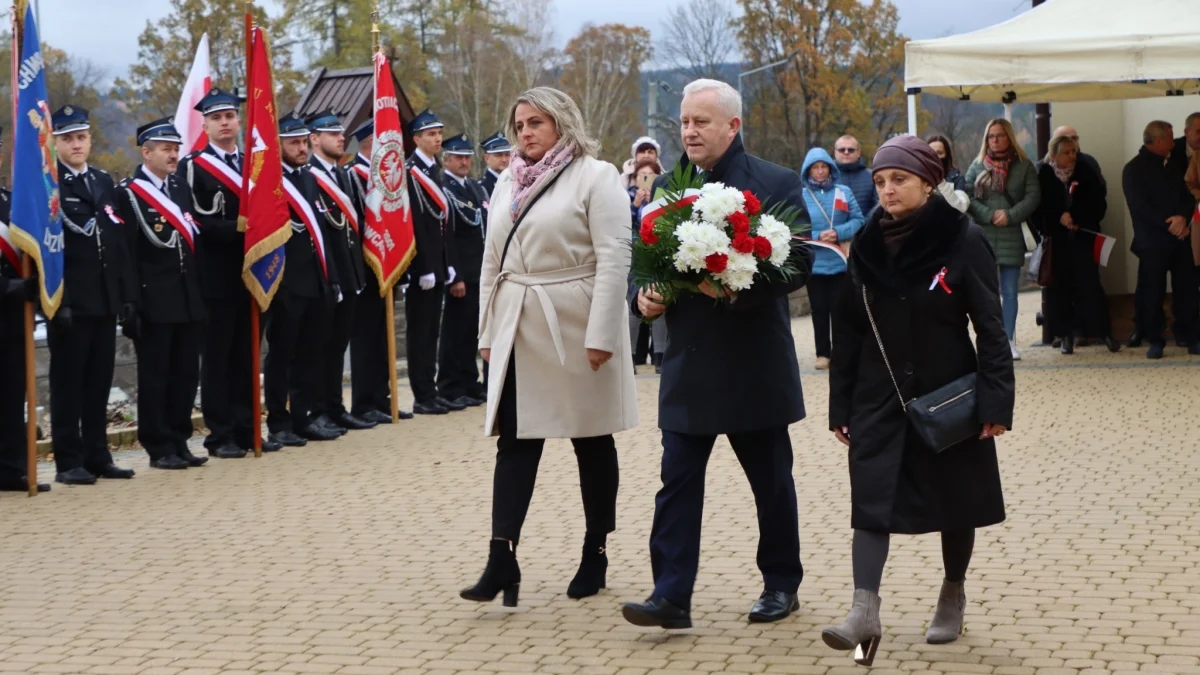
[[638, 287, 667, 319], [587, 348, 612, 371], [1059, 212, 1077, 231], [449, 281, 467, 298], [480, 348, 490, 363], [819, 229, 838, 244], [980, 423, 1008, 439], [633, 187, 651, 208], [698, 279, 736, 300], [992, 209, 1009, 227], [833, 426, 850, 447]]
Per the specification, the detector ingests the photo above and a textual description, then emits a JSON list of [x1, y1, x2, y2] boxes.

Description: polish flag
[[173, 33, 212, 155], [1090, 231, 1116, 267], [833, 186, 850, 213]]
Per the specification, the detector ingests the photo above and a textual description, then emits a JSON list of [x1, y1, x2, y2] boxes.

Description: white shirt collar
[[313, 153, 337, 174], [211, 144, 239, 163], [446, 172, 467, 186], [415, 148, 436, 168], [488, 168, 502, 180], [141, 166, 167, 191], [282, 163, 299, 175], [68, 163, 89, 178], [357, 153, 369, 165]]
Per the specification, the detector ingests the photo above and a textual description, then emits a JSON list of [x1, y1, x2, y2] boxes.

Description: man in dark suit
[[478, 131, 512, 199], [50, 105, 138, 484], [622, 79, 813, 630], [116, 118, 208, 470], [437, 133, 487, 406], [1169, 113, 1200, 172], [405, 110, 462, 415]]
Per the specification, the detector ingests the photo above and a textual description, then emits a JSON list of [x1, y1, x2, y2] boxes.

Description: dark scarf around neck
[[850, 194, 968, 294]]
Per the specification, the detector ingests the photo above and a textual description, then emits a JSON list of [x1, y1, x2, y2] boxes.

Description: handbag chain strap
[[861, 284, 908, 411]]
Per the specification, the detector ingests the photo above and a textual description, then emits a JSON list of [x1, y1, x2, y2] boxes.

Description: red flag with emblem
[[363, 51, 416, 294]]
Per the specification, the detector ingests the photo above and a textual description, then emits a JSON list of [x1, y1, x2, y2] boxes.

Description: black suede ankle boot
[[566, 532, 608, 599]]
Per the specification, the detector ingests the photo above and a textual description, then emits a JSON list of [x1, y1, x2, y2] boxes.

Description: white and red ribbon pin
[[929, 267, 952, 294]]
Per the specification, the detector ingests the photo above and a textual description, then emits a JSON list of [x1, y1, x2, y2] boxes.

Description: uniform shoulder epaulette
[[95, 168, 110, 176], [117, 177, 133, 189], [183, 150, 200, 161]]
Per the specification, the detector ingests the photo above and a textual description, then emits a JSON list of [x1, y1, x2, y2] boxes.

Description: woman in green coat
[[964, 119, 1041, 360]]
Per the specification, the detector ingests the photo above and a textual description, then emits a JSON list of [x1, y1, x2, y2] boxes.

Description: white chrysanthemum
[[673, 220, 730, 273], [755, 215, 793, 267], [715, 250, 759, 291], [693, 183, 745, 225]]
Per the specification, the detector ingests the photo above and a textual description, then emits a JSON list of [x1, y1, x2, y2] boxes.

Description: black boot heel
[[461, 539, 521, 606], [566, 532, 609, 599], [502, 584, 520, 607]]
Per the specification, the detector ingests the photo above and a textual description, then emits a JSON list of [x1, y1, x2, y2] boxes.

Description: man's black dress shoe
[[1127, 330, 1143, 348], [450, 395, 484, 408], [413, 401, 449, 415], [748, 590, 800, 623], [1060, 335, 1074, 355], [0, 476, 50, 492], [1189, 341, 1200, 356], [150, 455, 189, 470], [435, 396, 466, 412], [270, 430, 308, 447], [335, 412, 376, 430], [91, 464, 136, 479], [298, 424, 341, 441], [396, 408, 414, 420], [360, 409, 393, 424], [178, 447, 209, 466], [207, 443, 245, 460], [55, 467, 97, 485], [1147, 342, 1165, 360], [312, 415, 347, 436], [621, 596, 692, 630], [1105, 336, 1122, 353], [260, 437, 283, 452]]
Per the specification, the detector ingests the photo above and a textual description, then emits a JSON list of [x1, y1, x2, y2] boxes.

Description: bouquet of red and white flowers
[[631, 165, 810, 308]]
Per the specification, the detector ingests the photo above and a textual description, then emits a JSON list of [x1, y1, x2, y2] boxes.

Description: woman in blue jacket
[[801, 147, 865, 370]]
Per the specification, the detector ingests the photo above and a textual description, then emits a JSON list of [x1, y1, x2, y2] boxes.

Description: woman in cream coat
[[460, 87, 638, 608]]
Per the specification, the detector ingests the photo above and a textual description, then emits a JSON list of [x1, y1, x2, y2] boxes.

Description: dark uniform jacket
[[443, 173, 487, 283], [0, 190, 21, 296], [406, 153, 458, 283], [116, 166, 205, 323], [1122, 147, 1195, 255], [282, 165, 339, 299], [479, 169, 502, 199], [309, 155, 366, 294], [58, 162, 135, 317], [177, 145, 244, 299]]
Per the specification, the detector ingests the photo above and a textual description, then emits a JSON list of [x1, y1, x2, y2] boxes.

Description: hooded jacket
[[801, 148, 865, 276]]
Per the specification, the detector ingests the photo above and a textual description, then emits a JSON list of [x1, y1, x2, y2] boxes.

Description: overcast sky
[[32, 0, 1029, 82]]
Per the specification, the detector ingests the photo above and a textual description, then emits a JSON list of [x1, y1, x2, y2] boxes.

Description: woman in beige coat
[[460, 87, 638, 608]]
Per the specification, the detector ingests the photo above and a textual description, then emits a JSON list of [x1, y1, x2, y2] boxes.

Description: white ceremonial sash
[[282, 178, 329, 280], [409, 166, 448, 217], [129, 179, 198, 251], [311, 168, 360, 233], [0, 221, 22, 269], [193, 153, 245, 194]]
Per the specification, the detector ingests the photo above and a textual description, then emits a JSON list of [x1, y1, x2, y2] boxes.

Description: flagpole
[[13, 2, 37, 497], [371, 3, 399, 424], [246, 0, 263, 458]]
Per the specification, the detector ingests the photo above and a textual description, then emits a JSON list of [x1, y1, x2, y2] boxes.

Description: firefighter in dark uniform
[[0, 127, 51, 492], [405, 109, 462, 415], [116, 118, 207, 471], [479, 131, 512, 198], [50, 105, 138, 485], [304, 109, 374, 432], [437, 133, 487, 406], [264, 112, 342, 446]]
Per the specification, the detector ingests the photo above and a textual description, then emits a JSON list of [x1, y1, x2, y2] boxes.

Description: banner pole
[[386, 287, 398, 423], [245, 1, 263, 457], [14, 3, 37, 497]]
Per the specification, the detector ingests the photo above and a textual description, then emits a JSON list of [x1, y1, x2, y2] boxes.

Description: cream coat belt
[[485, 262, 597, 366]]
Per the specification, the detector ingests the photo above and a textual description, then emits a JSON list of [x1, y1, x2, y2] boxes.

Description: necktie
[[227, 153, 241, 172]]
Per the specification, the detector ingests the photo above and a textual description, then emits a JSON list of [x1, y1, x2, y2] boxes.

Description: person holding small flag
[[50, 105, 138, 485], [116, 118, 207, 471], [479, 131, 512, 199]]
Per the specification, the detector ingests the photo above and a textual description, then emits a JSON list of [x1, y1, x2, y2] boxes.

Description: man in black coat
[[117, 118, 208, 471], [478, 131, 512, 199], [50, 105, 138, 485], [622, 80, 813, 630], [1123, 120, 1199, 358]]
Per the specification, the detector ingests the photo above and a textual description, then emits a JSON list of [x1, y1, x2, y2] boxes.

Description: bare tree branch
[[659, 0, 738, 80]]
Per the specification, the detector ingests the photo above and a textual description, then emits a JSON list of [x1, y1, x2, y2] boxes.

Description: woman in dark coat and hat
[[822, 136, 1015, 666]]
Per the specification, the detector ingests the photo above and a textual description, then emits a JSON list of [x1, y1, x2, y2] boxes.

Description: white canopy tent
[[904, 0, 1200, 133]]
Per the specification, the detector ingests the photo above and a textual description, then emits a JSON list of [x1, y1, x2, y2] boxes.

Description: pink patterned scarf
[[508, 139, 579, 221]]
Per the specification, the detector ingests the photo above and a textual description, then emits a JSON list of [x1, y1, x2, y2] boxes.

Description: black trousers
[[1136, 245, 1198, 344], [649, 427, 803, 611], [808, 273, 847, 358], [201, 294, 254, 449], [48, 314, 117, 473], [1046, 238, 1112, 339], [135, 320, 201, 461], [351, 275, 391, 415], [437, 281, 482, 400], [265, 292, 332, 433], [317, 292, 357, 418], [405, 284, 443, 404], [0, 298, 26, 479], [491, 358, 618, 542]]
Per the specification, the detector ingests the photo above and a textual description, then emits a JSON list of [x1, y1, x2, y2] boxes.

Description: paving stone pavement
[[1, 291, 1198, 675]]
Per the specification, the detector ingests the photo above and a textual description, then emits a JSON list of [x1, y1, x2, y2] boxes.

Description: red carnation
[[732, 233, 755, 254], [705, 252, 728, 274], [743, 190, 762, 215], [753, 236, 773, 259], [728, 211, 751, 234], [639, 221, 658, 245]]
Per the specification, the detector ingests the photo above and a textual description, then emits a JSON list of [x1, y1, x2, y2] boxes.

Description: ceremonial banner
[[10, 4, 64, 318], [239, 26, 289, 310], [363, 51, 416, 294], [174, 33, 211, 155]]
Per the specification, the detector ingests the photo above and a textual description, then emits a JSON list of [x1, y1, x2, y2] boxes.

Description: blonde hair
[[1044, 133, 1078, 164], [506, 87, 600, 158], [976, 118, 1028, 163]]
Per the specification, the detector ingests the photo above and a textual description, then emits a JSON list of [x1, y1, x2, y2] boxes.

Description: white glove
[[446, 266, 457, 285], [419, 273, 436, 291]]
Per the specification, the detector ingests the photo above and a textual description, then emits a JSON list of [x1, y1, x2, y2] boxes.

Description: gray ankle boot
[[821, 589, 883, 666], [925, 580, 966, 644]]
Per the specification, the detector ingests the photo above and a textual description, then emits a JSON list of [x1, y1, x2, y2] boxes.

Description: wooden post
[[246, 1, 263, 456], [22, 259, 36, 496], [386, 287, 399, 423]]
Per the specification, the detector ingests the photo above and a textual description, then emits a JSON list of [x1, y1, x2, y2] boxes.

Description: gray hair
[[506, 87, 600, 158], [1186, 112, 1200, 129], [1044, 133, 1078, 163], [682, 78, 742, 120], [1143, 120, 1172, 146]]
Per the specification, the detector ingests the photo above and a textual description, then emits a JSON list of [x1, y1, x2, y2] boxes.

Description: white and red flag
[[173, 33, 211, 155], [363, 52, 416, 293]]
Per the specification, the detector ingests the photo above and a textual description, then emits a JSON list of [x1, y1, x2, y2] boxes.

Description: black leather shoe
[[396, 408, 414, 420], [270, 430, 308, 447], [435, 396, 466, 411], [91, 464, 136, 479], [1147, 342, 1165, 360], [179, 447, 210, 466], [452, 395, 484, 408], [621, 596, 692, 630], [1127, 330, 1143, 348], [1060, 335, 1074, 355], [298, 424, 341, 441], [748, 590, 800, 623], [1105, 337, 1122, 353], [360, 409, 393, 424], [207, 443, 246, 459], [335, 412, 377, 430], [260, 437, 283, 452], [313, 415, 347, 436], [55, 467, 97, 485], [150, 455, 189, 470], [1189, 341, 1200, 356], [0, 476, 50, 492], [413, 401, 449, 415]]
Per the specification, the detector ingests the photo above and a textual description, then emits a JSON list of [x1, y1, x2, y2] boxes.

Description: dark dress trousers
[[178, 145, 255, 449], [117, 167, 206, 462], [830, 195, 1014, 534], [437, 174, 487, 400], [405, 153, 457, 405], [0, 190, 30, 481], [52, 163, 135, 474], [632, 136, 814, 611], [345, 155, 393, 416]]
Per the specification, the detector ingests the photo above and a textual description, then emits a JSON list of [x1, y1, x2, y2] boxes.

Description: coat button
[[903, 362, 914, 376]]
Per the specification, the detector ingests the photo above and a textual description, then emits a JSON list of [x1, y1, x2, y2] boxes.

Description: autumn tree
[[502, 0, 558, 90], [659, 0, 738, 80], [559, 23, 652, 164]]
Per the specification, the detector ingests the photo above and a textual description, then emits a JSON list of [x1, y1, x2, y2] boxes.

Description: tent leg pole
[[907, 93, 918, 136], [1003, 102, 1013, 122]]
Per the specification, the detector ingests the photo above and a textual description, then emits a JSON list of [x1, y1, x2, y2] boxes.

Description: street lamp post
[[736, 50, 800, 145]]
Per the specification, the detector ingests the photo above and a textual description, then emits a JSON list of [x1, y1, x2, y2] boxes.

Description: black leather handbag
[[862, 285, 980, 453]]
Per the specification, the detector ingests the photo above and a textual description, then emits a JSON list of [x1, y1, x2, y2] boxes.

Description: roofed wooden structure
[[293, 66, 418, 151]]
